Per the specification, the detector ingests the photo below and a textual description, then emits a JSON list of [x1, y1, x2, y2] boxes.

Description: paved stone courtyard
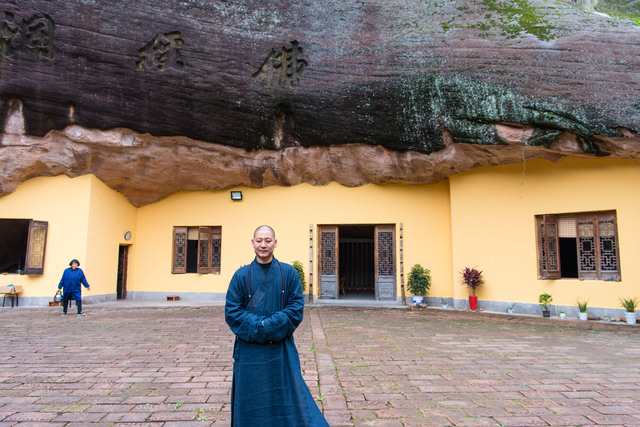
[[1, 304, 639, 427]]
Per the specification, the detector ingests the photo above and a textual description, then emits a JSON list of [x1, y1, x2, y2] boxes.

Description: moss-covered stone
[[441, 0, 562, 41], [391, 74, 620, 151], [594, 0, 640, 26], [471, 0, 558, 40]]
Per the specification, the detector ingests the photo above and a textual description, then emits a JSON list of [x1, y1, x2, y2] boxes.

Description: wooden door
[[375, 225, 396, 301], [117, 245, 129, 299], [319, 226, 339, 299]]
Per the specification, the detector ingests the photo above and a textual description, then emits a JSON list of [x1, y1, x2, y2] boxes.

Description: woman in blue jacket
[[58, 259, 91, 316]]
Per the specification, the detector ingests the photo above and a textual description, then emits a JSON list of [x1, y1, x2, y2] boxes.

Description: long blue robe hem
[[225, 258, 330, 427]]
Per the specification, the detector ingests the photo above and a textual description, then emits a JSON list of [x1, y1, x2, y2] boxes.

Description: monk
[[225, 225, 330, 427]]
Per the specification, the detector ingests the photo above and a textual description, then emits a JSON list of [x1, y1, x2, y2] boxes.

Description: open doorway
[[117, 245, 129, 299], [338, 225, 375, 300], [318, 224, 396, 301]]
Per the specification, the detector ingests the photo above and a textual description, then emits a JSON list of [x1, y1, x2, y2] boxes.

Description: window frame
[[172, 226, 221, 274], [536, 211, 620, 281], [0, 219, 48, 275]]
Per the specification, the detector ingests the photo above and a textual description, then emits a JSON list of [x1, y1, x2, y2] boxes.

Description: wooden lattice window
[[0, 219, 48, 275], [536, 211, 620, 281], [172, 226, 221, 274]]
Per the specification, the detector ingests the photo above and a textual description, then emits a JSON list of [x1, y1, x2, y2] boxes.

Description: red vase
[[469, 296, 478, 311]]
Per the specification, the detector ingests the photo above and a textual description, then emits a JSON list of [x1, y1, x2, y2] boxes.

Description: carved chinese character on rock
[[136, 31, 184, 71], [1, 12, 55, 60], [252, 41, 308, 88]]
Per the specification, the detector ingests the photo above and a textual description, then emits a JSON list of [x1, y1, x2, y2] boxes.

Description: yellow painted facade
[[450, 157, 640, 311], [0, 175, 137, 303], [1, 157, 638, 313], [133, 181, 453, 299]]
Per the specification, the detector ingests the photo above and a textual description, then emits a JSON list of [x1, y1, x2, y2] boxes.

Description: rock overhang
[[0, 0, 639, 205]]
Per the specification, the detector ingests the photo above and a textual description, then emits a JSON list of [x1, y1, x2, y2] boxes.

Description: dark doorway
[[559, 237, 578, 278], [117, 245, 129, 299], [338, 225, 375, 300]]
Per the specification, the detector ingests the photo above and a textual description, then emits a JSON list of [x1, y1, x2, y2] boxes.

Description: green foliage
[[576, 297, 590, 313], [539, 293, 553, 310], [443, 0, 560, 41], [407, 264, 432, 296], [619, 297, 639, 313], [477, 0, 558, 41], [595, 0, 640, 27], [292, 260, 307, 292], [460, 267, 483, 296]]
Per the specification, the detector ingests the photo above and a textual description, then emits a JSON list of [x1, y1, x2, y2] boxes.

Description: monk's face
[[252, 229, 277, 264]]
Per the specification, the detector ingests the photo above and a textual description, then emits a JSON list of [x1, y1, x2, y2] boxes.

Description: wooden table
[[0, 285, 23, 307]]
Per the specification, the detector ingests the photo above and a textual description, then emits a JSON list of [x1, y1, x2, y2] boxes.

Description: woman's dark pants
[[63, 299, 82, 314]]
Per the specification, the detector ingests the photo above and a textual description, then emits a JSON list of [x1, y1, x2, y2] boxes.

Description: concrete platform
[[0, 303, 638, 426]]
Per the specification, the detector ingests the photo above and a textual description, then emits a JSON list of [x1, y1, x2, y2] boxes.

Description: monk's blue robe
[[225, 258, 329, 427]]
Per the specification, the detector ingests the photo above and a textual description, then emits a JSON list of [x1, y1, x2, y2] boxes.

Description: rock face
[[0, 0, 639, 205], [2, 123, 639, 207]]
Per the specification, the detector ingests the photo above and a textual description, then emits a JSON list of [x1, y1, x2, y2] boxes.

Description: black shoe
[[77, 312, 86, 316]]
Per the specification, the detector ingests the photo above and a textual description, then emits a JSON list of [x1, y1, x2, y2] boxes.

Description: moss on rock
[[392, 74, 620, 151], [594, 0, 640, 26]]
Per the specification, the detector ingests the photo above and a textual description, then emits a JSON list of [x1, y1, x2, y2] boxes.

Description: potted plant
[[407, 264, 432, 307], [603, 315, 612, 323], [619, 297, 639, 325], [577, 297, 590, 321], [506, 303, 516, 315], [539, 293, 553, 317], [558, 311, 566, 319], [441, 297, 448, 309], [292, 261, 307, 292], [460, 267, 483, 311]]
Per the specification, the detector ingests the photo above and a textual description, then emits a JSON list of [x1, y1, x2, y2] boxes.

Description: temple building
[[1, 155, 637, 317], [1, 0, 639, 317]]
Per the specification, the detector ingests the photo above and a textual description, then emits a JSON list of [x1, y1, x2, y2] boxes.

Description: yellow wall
[[450, 157, 640, 309], [85, 175, 138, 298], [0, 175, 91, 297], [5, 156, 638, 310], [133, 182, 453, 300], [0, 175, 137, 301]]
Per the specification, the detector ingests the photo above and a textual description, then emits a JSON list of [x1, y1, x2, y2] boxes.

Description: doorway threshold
[[309, 299, 406, 308]]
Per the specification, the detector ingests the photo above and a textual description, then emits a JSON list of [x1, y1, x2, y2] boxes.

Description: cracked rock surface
[[0, 0, 639, 204]]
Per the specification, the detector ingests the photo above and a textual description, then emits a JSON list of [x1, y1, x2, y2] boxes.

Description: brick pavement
[[0, 305, 639, 426]]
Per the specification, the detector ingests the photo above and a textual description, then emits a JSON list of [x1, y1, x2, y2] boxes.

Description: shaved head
[[253, 225, 276, 239]]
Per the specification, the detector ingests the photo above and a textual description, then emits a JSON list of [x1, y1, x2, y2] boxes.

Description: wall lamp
[[230, 191, 243, 201]]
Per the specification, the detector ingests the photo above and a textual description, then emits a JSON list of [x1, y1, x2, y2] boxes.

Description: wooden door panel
[[319, 226, 339, 299], [375, 225, 396, 301]]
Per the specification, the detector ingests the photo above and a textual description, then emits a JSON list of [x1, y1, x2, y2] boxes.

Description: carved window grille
[[376, 231, 394, 276], [172, 227, 188, 274], [172, 226, 221, 274], [320, 230, 337, 276], [24, 220, 48, 275], [578, 219, 596, 272], [537, 211, 620, 281], [375, 225, 396, 301], [599, 220, 618, 271]]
